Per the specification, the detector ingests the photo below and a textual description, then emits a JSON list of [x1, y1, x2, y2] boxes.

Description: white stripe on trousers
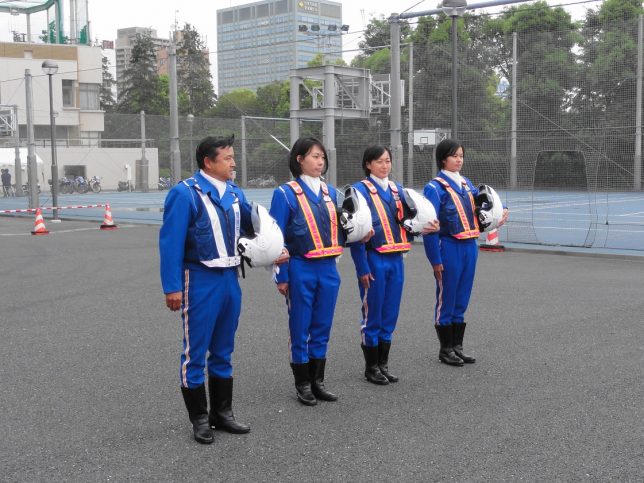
[[181, 269, 191, 388]]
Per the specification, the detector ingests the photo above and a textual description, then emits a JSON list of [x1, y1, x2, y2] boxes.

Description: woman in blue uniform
[[269, 137, 346, 406], [423, 139, 508, 366], [350, 145, 439, 384]]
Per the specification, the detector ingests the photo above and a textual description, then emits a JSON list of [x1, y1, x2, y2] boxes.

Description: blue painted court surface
[[2, 188, 643, 252]]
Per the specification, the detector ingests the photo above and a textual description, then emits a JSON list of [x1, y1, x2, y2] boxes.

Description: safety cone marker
[[31, 208, 50, 235], [479, 228, 505, 252], [100, 203, 118, 230]]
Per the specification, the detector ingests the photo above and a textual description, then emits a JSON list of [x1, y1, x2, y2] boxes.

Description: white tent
[[0, 148, 46, 185]]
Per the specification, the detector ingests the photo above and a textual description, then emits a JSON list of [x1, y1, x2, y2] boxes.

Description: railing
[[31, 139, 157, 149]]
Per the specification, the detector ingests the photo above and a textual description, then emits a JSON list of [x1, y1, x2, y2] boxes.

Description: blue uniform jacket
[[269, 177, 343, 284], [349, 179, 414, 277], [422, 173, 480, 267], [159, 172, 253, 294]]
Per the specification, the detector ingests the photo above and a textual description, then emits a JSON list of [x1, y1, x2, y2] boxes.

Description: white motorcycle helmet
[[340, 186, 373, 243], [237, 202, 284, 267], [400, 188, 438, 235], [475, 185, 504, 232]]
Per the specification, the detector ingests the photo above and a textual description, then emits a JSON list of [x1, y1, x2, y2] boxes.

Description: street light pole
[[42, 59, 60, 221]]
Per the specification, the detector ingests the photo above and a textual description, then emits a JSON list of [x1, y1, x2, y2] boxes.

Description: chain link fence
[[103, 16, 644, 251]]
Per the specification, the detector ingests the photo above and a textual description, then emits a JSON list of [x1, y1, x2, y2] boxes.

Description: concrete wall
[[35, 146, 159, 191]]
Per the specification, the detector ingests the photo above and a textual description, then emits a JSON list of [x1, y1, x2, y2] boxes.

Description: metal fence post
[[635, 15, 643, 191], [511, 31, 518, 189]]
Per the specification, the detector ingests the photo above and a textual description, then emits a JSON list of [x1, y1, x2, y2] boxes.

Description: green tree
[[208, 89, 261, 118], [256, 81, 291, 117], [100, 56, 116, 112], [484, 1, 580, 131], [117, 32, 167, 115], [176, 23, 216, 116], [408, 13, 506, 135], [574, 0, 644, 127], [351, 15, 411, 69], [306, 53, 347, 67]]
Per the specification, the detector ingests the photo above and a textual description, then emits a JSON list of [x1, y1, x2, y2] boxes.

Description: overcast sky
[[0, 0, 601, 93]]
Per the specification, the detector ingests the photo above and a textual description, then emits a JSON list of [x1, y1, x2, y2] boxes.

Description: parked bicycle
[[157, 177, 172, 190], [89, 176, 102, 193], [117, 180, 133, 192], [74, 176, 90, 194], [59, 176, 74, 194]]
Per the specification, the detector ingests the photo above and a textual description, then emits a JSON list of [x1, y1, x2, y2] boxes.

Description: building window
[[62, 80, 75, 107], [80, 131, 101, 146], [79, 84, 100, 110]]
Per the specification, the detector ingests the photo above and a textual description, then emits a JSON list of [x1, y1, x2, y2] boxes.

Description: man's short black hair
[[435, 139, 465, 170], [288, 137, 328, 177], [196, 135, 235, 170]]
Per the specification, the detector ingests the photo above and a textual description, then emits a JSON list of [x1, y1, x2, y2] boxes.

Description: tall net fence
[[103, 16, 644, 251], [400, 16, 643, 251]]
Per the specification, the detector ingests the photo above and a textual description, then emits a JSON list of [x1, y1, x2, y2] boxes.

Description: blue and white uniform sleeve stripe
[[160, 187, 192, 294], [269, 187, 291, 284], [423, 182, 442, 266]]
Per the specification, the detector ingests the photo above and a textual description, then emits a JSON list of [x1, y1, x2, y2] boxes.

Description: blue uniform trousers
[[180, 267, 241, 388], [286, 257, 341, 364], [434, 237, 478, 326], [358, 251, 405, 347]]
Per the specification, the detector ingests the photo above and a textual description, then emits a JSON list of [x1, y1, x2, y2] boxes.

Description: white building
[[0, 41, 104, 144], [0, 41, 158, 190]]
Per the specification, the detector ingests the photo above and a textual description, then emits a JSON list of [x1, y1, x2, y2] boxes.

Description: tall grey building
[[115, 27, 171, 95], [217, 0, 343, 94]]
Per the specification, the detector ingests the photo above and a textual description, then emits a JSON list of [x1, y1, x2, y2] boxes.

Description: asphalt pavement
[[0, 216, 642, 482]]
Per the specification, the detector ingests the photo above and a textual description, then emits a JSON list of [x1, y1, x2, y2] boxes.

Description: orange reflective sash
[[434, 177, 480, 239], [287, 181, 343, 258], [362, 180, 411, 253]]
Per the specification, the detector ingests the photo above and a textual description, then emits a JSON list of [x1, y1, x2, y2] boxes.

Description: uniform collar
[[299, 174, 321, 197], [369, 174, 389, 191], [199, 170, 227, 200], [440, 170, 466, 192]]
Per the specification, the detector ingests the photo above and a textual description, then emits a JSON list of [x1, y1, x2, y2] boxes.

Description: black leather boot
[[361, 344, 389, 385], [181, 384, 214, 444], [378, 341, 399, 383], [309, 358, 338, 401], [452, 323, 476, 363], [208, 377, 250, 434], [435, 325, 464, 366], [290, 362, 317, 406]]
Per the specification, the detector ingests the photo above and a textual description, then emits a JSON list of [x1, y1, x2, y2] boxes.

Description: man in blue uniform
[[159, 136, 255, 444]]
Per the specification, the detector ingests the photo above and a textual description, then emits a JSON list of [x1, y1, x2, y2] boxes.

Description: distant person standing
[[1, 169, 12, 197]]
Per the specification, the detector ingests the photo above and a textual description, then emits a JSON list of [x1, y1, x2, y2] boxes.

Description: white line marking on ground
[[0, 225, 136, 236]]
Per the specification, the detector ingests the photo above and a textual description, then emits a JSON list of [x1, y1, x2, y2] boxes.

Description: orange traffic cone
[[31, 208, 49, 235], [100, 203, 118, 230], [479, 228, 504, 252]]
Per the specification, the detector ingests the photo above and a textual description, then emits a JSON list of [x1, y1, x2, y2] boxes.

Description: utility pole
[[407, 42, 415, 188], [323, 65, 337, 186], [140, 110, 148, 192], [168, 42, 181, 185], [25, 69, 38, 208], [389, 14, 403, 182], [13, 105, 23, 196], [240, 115, 247, 188]]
